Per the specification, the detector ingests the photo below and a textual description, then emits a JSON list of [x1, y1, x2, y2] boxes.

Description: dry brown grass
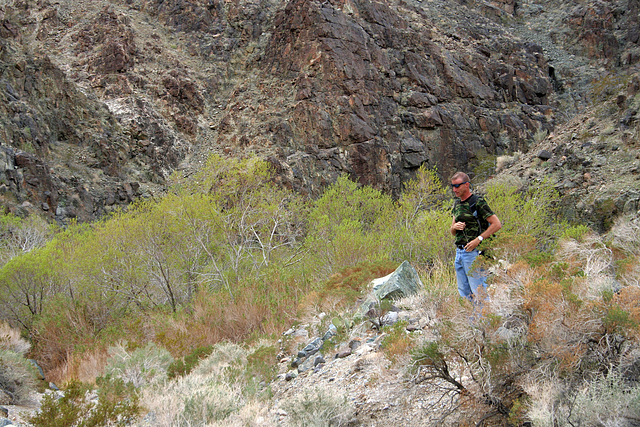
[[46, 347, 109, 385], [487, 260, 532, 317], [608, 217, 640, 287], [139, 342, 259, 426], [0, 321, 30, 355], [150, 281, 297, 358]]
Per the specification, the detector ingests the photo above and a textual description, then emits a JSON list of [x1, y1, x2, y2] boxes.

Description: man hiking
[[450, 172, 502, 301]]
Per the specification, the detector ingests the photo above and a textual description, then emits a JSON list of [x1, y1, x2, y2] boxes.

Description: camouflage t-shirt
[[452, 194, 494, 246]]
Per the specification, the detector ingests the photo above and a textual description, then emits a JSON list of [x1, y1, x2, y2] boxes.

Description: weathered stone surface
[[372, 261, 423, 301], [0, 0, 638, 224], [538, 150, 553, 160], [258, 0, 556, 195]]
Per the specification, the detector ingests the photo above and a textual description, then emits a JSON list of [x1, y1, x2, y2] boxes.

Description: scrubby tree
[[386, 166, 453, 266], [0, 213, 55, 265], [304, 174, 394, 277]]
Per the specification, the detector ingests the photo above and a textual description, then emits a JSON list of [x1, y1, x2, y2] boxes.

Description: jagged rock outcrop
[[497, 69, 640, 231], [0, 0, 638, 223], [0, 3, 188, 222], [229, 0, 556, 195]]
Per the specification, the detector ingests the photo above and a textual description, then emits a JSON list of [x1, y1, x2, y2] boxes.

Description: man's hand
[[452, 221, 466, 231], [464, 238, 480, 252]]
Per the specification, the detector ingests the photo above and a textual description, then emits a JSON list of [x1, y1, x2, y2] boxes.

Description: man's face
[[451, 178, 470, 199]]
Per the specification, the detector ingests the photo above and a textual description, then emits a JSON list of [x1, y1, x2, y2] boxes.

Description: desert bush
[[381, 320, 413, 364], [561, 224, 592, 241], [484, 178, 563, 258], [171, 155, 306, 291], [0, 243, 64, 331], [409, 218, 640, 425], [0, 349, 38, 404], [302, 260, 397, 315], [528, 370, 640, 426], [384, 167, 453, 267], [555, 234, 617, 299], [142, 342, 276, 425], [28, 292, 132, 382], [141, 342, 256, 426], [167, 345, 213, 379], [397, 166, 449, 220], [0, 320, 30, 354], [243, 344, 278, 393], [304, 175, 394, 277], [495, 152, 521, 172], [153, 271, 301, 357], [283, 387, 355, 427], [104, 341, 173, 388], [608, 216, 640, 287], [384, 206, 453, 268], [4, 155, 308, 378], [180, 384, 245, 425], [29, 377, 140, 427]]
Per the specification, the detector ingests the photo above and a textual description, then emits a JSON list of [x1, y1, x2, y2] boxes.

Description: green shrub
[[304, 175, 394, 276], [0, 349, 38, 404], [104, 342, 173, 388], [562, 371, 640, 426], [381, 321, 413, 364], [167, 345, 213, 380], [386, 166, 452, 266], [603, 306, 637, 334], [561, 224, 592, 241], [181, 385, 241, 424], [492, 179, 559, 230], [29, 378, 140, 427], [523, 250, 554, 268], [245, 344, 277, 384], [283, 387, 355, 427]]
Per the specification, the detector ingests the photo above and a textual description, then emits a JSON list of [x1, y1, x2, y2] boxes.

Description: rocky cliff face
[[0, 0, 638, 224]]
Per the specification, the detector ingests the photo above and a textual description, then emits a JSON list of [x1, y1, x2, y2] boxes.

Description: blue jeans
[[455, 248, 488, 300]]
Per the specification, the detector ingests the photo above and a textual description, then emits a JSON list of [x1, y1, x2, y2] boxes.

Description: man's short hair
[[451, 172, 470, 182]]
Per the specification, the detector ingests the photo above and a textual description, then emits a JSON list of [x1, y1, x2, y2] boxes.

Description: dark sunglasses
[[450, 182, 469, 188]]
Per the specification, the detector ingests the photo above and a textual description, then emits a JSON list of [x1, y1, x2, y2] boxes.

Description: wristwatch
[[477, 236, 484, 242]]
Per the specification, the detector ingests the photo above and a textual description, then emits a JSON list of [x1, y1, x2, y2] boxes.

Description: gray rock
[[314, 354, 325, 366], [336, 348, 352, 358], [322, 324, 337, 341], [0, 419, 13, 426], [28, 359, 45, 380], [349, 340, 361, 351], [538, 150, 553, 160], [285, 371, 297, 381], [297, 356, 316, 373], [299, 337, 323, 358], [381, 311, 399, 326], [372, 261, 423, 301]]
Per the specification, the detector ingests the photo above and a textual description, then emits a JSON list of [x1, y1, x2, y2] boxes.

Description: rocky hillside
[[0, 0, 639, 225]]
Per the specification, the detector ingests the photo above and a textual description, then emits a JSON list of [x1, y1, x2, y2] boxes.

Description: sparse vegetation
[[2, 158, 640, 425], [28, 378, 140, 427], [283, 387, 355, 427], [0, 348, 39, 405]]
